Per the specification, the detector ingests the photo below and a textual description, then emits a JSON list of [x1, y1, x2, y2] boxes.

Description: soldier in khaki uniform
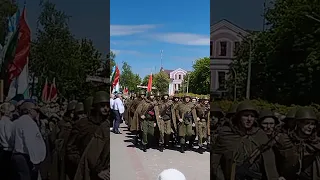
[[134, 92, 160, 152], [280, 108, 296, 133], [158, 93, 173, 151], [66, 91, 108, 180], [130, 91, 145, 145], [175, 95, 197, 153], [274, 107, 320, 180], [195, 96, 210, 154], [211, 101, 279, 180], [74, 102, 86, 121], [258, 109, 279, 138]]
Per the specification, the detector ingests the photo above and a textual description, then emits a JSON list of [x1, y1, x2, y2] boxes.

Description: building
[[210, 19, 249, 95], [161, 67, 188, 95]]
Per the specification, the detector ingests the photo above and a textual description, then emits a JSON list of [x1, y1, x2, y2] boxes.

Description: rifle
[[235, 132, 278, 179]]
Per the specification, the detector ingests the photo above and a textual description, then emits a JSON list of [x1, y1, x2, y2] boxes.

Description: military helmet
[[155, 91, 161, 97], [67, 101, 77, 111], [84, 96, 93, 114], [184, 94, 190, 98], [235, 100, 258, 117], [93, 91, 109, 104], [202, 96, 209, 101], [295, 107, 317, 121], [75, 102, 84, 113], [148, 91, 154, 97], [258, 109, 279, 124], [211, 105, 224, 119], [283, 108, 297, 121], [140, 90, 146, 95], [226, 104, 238, 118]]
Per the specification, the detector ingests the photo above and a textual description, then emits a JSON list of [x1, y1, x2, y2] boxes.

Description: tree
[[0, 0, 17, 45], [153, 71, 170, 93], [120, 61, 141, 92], [188, 57, 210, 95], [31, 1, 101, 100], [229, 0, 320, 105]]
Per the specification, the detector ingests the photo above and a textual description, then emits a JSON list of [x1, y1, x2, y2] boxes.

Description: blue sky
[[111, 0, 210, 78], [23, 0, 265, 79]]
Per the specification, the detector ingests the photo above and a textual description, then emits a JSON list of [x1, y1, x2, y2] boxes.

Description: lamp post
[[237, 33, 254, 99]]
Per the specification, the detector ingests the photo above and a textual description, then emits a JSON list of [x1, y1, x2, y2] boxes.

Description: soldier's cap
[[0, 102, 15, 114], [295, 107, 317, 121], [20, 101, 39, 111]]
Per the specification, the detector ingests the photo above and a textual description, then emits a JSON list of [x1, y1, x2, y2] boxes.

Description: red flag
[[49, 77, 58, 102], [147, 73, 152, 92], [124, 87, 128, 94], [41, 78, 49, 102], [7, 7, 31, 85], [112, 65, 120, 90]]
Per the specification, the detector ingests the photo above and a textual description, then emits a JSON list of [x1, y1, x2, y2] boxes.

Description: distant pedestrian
[[113, 93, 124, 134], [110, 94, 115, 130], [157, 169, 186, 180]]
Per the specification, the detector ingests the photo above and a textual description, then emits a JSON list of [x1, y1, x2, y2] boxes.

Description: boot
[[180, 145, 185, 153], [159, 144, 164, 152], [198, 146, 204, 154], [133, 136, 139, 146], [142, 144, 147, 152]]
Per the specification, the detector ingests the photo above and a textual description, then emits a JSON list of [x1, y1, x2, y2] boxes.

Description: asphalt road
[[110, 124, 210, 180]]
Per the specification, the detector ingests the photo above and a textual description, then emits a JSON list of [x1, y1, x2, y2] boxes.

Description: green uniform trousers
[[197, 120, 207, 147], [158, 119, 171, 144], [141, 120, 154, 145], [178, 120, 194, 144]]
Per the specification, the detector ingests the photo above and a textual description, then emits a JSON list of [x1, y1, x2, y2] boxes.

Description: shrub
[[214, 99, 319, 114]]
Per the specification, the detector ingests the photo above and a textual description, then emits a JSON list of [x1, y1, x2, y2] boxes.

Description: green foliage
[[120, 61, 141, 92], [153, 71, 170, 93], [175, 93, 209, 98], [214, 99, 320, 114], [30, 2, 101, 100], [188, 57, 210, 95], [0, 0, 17, 45], [230, 0, 320, 105]]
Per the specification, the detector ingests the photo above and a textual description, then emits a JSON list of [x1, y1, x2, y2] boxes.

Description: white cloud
[[110, 24, 158, 36], [151, 33, 209, 46], [110, 49, 143, 56]]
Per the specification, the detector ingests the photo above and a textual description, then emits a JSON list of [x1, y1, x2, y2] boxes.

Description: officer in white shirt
[[110, 94, 115, 130], [0, 102, 15, 179], [10, 101, 46, 180], [112, 93, 125, 134]]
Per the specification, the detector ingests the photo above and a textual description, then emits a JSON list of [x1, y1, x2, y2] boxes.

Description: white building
[[210, 19, 249, 94], [161, 67, 188, 95]]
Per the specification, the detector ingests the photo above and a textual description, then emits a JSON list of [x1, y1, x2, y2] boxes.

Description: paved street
[[110, 124, 210, 180]]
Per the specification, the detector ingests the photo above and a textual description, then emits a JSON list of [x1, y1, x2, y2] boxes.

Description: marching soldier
[[158, 93, 173, 151], [274, 107, 320, 180], [134, 92, 160, 152], [74, 102, 86, 121], [258, 109, 280, 138], [84, 96, 94, 117], [280, 108, 297, 133], [211, 101, 279, 180], [66, 91, 108, 180], [130, 90, 145, 145], [175, 95, 197, 153], [195, 96, 210, 154]]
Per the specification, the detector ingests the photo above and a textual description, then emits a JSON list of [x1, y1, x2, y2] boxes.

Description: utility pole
[[160, 50, 163, 70], [246, 39, 252, 99]]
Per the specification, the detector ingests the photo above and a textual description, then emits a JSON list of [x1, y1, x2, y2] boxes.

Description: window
[[178, 84, 181, 90], [219, 41, 227, 56], [210, 41, 213, 56], [178, 75, 181, 79], [218, 71, 226, 90], [234, 41, 240, 54]]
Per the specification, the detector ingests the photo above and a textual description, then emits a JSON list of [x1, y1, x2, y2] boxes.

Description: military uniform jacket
[[175, 102, 197, 123], [274, 132, 320, 180], [135, 99, 160, 125]]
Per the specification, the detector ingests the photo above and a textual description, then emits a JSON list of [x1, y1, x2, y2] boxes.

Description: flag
[[147, 73, 152, 92], [110, 65, 116, 80], [49, 77, 58, 102], [112, 65, 120, 90], [124, 87, 128, 94], [41, 78, 49, 102], [1, 10, 20, 68], [7, 7, 31, 86]]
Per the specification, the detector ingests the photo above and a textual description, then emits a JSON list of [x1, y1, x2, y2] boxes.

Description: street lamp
[[237, 33, 254, 99]]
